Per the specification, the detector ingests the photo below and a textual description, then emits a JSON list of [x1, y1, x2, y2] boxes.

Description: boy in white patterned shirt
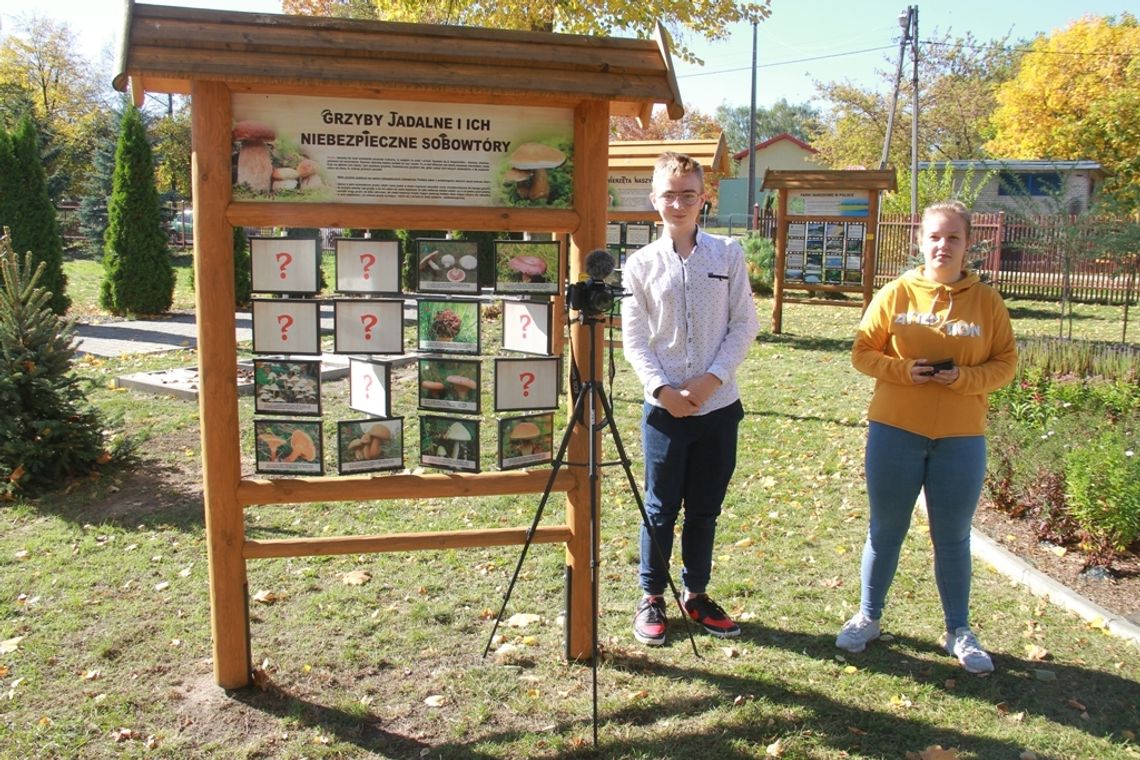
[[621, 152, 760, 646]]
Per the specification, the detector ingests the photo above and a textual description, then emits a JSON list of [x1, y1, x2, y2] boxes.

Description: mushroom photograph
[[419, 416, 480, 472], [498, 414, 554, 470], [415, 239, 479, 294], [253, 359, 321, 416], [417, 300, 480, 354], [497, 139, 572, 207], [493, 239, 561, 295], [417, 358, 481, 413], [231, 120, 332, 202], [254, 419, 324, 475], [336, 419, 403, 474]]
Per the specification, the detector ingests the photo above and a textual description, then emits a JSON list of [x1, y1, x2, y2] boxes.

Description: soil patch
[[974, 500, 1140, 624]]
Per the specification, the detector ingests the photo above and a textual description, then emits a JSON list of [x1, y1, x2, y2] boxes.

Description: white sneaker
[[836, 612, 881, 653], [944, 627, 994, 674]]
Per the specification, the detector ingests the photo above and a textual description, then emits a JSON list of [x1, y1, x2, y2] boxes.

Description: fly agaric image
[[505, 143, 566, 202]]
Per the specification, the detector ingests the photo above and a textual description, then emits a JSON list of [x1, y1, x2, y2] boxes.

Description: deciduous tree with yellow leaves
[[987, 14, 1140, 211]]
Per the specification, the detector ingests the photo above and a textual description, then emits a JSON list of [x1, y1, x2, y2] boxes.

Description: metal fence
[[876, 212, 1139, 305]]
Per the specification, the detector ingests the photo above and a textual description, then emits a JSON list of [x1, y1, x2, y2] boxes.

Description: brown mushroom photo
[[498, 139, 572, 207], [337, 419, 403, 474], [499, 414, 553, 470]]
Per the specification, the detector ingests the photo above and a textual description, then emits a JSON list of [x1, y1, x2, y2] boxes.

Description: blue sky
[[1, 0, 1134, 114]]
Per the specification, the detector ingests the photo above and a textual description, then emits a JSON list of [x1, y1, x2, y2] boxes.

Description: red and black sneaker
[[633, 595, 667, 646], [682, 593, 740, 638]]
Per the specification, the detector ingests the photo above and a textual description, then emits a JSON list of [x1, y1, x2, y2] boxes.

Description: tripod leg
[[482, 388, 587, 658], [594, 387, 702, 658]]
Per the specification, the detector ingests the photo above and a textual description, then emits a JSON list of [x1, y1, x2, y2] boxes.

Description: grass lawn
[[2, 260, 1138, 758]]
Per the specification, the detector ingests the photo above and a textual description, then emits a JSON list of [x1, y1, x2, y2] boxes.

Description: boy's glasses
[[657, 191, 702, 207]]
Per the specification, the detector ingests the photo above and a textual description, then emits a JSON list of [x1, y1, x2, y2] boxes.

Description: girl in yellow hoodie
[[836, 201, 1017, 674]]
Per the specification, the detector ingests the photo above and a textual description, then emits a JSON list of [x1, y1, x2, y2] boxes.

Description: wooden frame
[[115, 0, 682, 689], [761, 170, 897, 334]]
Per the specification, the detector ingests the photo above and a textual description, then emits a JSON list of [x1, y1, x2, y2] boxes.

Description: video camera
[[566, 249, 626, 316]]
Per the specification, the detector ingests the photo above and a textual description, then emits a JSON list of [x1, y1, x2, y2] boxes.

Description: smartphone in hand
[[926, 358, 955, 373]]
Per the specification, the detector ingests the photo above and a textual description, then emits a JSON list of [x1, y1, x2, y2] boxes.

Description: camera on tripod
[[567, 249, 626, 316]]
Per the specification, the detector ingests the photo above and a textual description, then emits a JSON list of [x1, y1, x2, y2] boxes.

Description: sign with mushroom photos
[[254, 358, 322, 416], [333, 299, 405, 355], [416, 239, 480, 294], [501, 300, 553, 356], [348, 357, 392, 418], [337, 418, 404, 474], [231, 94, 573, 207], [494, 239, 560, 295], [417, 299, 480, 354], [417, 358, 480, 414], [419, 415, 479, 473], [250, 236, 322, 294], [498, 413, 554, 470], [494, 356, 560, 411], [335, 238, 401, 294], [254, 419, 323, 475], [252, 298, 322, 355]]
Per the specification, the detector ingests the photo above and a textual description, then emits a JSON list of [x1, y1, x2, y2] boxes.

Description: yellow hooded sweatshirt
[[853, 266, 1017, 438]]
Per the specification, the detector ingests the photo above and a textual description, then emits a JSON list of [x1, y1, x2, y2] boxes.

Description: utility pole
[[746, 19, 758, 231], [909, 5, 920, 220], [879, 8, 911, 171]]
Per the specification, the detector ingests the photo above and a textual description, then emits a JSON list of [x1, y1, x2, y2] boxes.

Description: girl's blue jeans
[[860, 421, 987, 633], [638, 400, 743, 596]]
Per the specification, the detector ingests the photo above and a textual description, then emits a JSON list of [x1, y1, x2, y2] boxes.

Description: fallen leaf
[[820, 576, 844, 588], [252, 590, 278, 605], [995, 702, 1009, 716], [0, 636, 24, 654], [1121, 729, 1135, 741], [1048, 545, 1067, 557], [1033, 669, 1057, 682], [766, 737, 784, 757], [890, 694, 914, 709], [521, 635, 539, 646], [627, 689, 649, 701], [81, 669, 100, 681], [424, 694, 446, 707], [1066, 697, 1087, 712], [735, 537, 754, 548], [506, 613, 541, 628], [1087, 616, 1108, 630], [342, 570, 371, 586], [944, 678, 957, 690], [1025, 644, 1050, 661], [179, 566, 192, 578], [722, 646, 739, 658], [904, 746, 959, 760], [1019, 752, 1038, 760], [847, 726, 867, 735], [13, 549, 29, 560], [733, 694, 750, 706], [154, 581, 170, 592]]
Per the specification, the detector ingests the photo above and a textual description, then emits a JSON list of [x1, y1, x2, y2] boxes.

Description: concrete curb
[[971, 528, 1140, 648]]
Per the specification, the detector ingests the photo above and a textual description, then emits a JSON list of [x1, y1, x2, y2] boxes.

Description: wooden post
[[772, 189, 788, 333], [564, 100, 608, 661], [191, 81, 250, 689]]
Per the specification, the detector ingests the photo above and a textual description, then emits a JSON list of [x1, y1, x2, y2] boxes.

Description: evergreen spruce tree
[[100, 106, 174, 315], [0, 230, 106, 499], [77, 106, 123, 257], [0, 117, 70, 315]]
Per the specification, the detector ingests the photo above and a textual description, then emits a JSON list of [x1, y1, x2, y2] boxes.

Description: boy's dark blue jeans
[[638, 399, 743, 596]]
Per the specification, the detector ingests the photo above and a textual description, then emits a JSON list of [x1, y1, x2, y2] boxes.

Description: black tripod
[[483, 309, 698, 746]]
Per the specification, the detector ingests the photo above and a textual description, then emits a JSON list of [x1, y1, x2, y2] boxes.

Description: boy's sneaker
[[943, 627, 994, 674], [682, 593, 740, 638], [633, 596, 667, 646], [836, 612, 881, 653]]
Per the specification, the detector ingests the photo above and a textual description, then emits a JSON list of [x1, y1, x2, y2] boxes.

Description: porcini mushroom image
[[508, 421, 542, 456], [446, 374, 477, 401], [443, 422, 472, 460], [362, 423, 392, 459], [233, 120, 276, 193], [506, 143, 566, 202], [507, 255, 548, 283]]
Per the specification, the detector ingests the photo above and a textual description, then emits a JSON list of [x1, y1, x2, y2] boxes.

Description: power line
[[921, 38, 1138, 59], [677, 44, 896, 79]]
